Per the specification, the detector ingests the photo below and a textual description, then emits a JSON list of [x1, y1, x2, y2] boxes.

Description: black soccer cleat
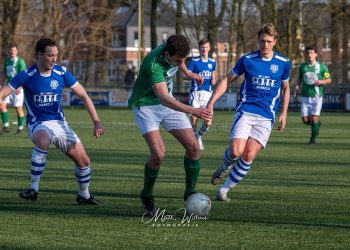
[[15, 129, 23, 135], [184, 191, 197, 201], [308, 138, 316, 145], [140, 191, 156, 216], [0, 127, 10, 135], [19, 188, 38, 201], [76, 194, 103, 205]]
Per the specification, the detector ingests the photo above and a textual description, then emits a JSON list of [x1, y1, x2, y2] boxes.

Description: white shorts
[[2, 88, 24, 107], [133, 104, 192, 135], [28, 120, 81, 153], [229, 111, 273, 148], [189, 90, 212, 108], [301, 97, 323, 117]]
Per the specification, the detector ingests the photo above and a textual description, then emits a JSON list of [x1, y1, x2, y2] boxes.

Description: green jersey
[[128, 44, 178, 108], [4, 57, 26, 82], [299, 61, 331, 97]]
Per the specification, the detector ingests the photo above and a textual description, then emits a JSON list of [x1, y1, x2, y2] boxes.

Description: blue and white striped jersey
[[9, 64, 77, 124], [233, 50, 290, 122], [188, 57, 216, 92]]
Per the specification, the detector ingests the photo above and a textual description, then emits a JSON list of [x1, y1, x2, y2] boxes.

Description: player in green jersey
[[295, 46, 332, 144], [0, 43, 26, 134], [128, 34, 212, 216]]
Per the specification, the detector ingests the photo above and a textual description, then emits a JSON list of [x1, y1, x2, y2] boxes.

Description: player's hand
[[314, 79, 321, 86], [293, 85, 299, 97], [93, 121, 104, 137], [193, 107, 212, 122], [193, 74, 204, 85], [15, 88, 21, 95], [276, 112, 287, 132]]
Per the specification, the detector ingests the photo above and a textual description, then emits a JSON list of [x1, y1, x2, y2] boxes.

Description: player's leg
[[216, 113, 271, 202], [169, 127, 200, 200], [211, 111, 249, 185], [13, 90, 25, 133], [162, 107, 200, 200], [19, 127, 50, 201], [133, 105, 164, 215], [0, 99, 10, 134], [194, 91, 212, 150], [301, 97, 311, 125], [66, 141, 102, 205], [309, 98, 323, 144], [217, 138, 261, 202]]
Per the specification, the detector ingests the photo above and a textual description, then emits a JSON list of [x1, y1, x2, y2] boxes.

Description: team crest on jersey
[[50, 80, 59, 89], [208, 64, 213, 69], [270, 64, 278, 73]]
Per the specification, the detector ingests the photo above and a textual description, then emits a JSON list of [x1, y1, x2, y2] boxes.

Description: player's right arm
[[206, 71, 238, 112], [152, 81, 212, 121]]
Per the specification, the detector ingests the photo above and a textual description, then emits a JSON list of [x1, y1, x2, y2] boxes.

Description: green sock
[[311, 121, 320, 139], [184, 157, 200, 194], [142, 164, 159, 197], [1, 112, 9, 127], [18, 116, 25, 130]]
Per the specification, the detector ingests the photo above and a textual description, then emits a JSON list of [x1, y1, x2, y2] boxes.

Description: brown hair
[[258, 23, 278, 38]]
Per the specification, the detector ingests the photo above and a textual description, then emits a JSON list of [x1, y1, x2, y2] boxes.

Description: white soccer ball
[[185, 193, 212, 217]]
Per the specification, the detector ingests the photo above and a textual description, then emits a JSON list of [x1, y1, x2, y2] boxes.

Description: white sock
[[222, 158, 252, 190], [74, 165, 91, 199], [30, 147, 47, 192]]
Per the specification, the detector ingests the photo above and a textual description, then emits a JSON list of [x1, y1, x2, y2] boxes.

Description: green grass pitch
[[0, 108, 349, 249]]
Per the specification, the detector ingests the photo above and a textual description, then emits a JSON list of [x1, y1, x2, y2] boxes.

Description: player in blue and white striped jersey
[[0, 38, 104, 205], [207, 23, 291, 202], [187, 39, 216, 150]]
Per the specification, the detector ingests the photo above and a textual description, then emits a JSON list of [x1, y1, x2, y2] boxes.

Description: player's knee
[[185, 140, 199, 157], [151, 150, 166, 165]]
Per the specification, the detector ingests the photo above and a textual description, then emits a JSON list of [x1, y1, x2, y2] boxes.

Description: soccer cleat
[[140, 191, 156, 216], [19, 188, 38, 201], [76, 194, 103, 205], [0, 127, 10, 135], [15, 129, 23, 135], [197, 136, 204, 151], [216, 189, 231, 203], [184, 191, 197, 201], [211, 163, 233, 185], [308, 138, 316, 145]]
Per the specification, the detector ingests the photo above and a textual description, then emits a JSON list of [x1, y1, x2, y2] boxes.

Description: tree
[[207, 0, 226, 57]]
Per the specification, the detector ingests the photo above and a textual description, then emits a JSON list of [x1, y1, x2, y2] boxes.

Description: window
[[162, 32, 168, 43], [134, 32, 138, 47]]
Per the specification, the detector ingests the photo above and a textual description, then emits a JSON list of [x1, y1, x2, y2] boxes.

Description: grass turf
[[0, 108, 349, 249]]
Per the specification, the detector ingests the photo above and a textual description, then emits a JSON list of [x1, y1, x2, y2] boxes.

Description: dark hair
[[258, 23, 278, 38], [35, 38, 57, 57], [8, 43, 18, 50], [198, 38, 210, 47], [305, 46, 317, 53], [165, 34, 190, 57]]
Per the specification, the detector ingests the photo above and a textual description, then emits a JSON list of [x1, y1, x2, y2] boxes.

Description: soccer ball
[[185, 193, 211, 217]]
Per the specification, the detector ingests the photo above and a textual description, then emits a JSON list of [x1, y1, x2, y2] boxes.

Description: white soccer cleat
[[211, 163, 233, 185], [216, 188, 231, 203], [197, 136, 204, 151]]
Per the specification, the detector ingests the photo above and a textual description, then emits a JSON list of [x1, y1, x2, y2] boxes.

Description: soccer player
[[0, 38, 104, 205], [294, 46, 332, 144], [128, 34, 212, 215], [187, 38, 216, 150], [207, 23, 290, 202], [0, 43, 26, 134]]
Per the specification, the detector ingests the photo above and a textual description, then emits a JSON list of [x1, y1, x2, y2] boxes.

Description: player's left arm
[[315, 68, 332, 86], [211, 70, 217, 86], [179, 62, 204, 85], [277, 80, 290, 132], [71, 83, 104, 138]]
